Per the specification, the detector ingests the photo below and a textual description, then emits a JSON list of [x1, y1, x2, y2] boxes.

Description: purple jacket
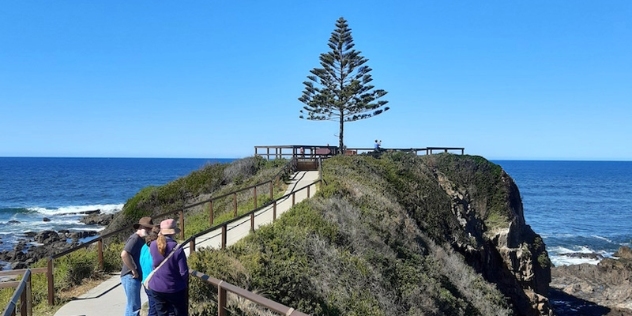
[[148, 237, 188, 293]]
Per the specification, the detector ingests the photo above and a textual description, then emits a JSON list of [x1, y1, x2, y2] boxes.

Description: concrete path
[[54, 171, 320, 316]]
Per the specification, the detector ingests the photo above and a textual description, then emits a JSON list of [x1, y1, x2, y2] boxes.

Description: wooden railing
[[0, 268, 47, 316], [183, 179, 320, 252], [190, 270, 308, 316], [181, 176, 321, 316], [41, 157, 299, 306], [255, 145, 465, 159]]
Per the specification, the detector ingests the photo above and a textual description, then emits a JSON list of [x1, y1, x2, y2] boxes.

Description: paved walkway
[[54, 171, 320, 316]]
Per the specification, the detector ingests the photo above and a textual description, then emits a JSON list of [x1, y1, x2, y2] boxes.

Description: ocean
[[496, 160, 632, 266], [0, 157, 233, 252], [0, 157, 630, 266]]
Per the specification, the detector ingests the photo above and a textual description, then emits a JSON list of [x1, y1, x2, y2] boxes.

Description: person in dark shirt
[[149, 219, 189, 316], [121, 216, 155, 316]]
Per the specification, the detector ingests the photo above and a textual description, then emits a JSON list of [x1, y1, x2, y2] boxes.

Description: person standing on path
[[121, 216, 155, 316], [140, 224, 161, 316], [149, 219, 189, 316]]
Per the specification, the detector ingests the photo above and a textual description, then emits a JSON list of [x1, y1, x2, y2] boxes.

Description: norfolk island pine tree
[[299, 17, 389, 153]]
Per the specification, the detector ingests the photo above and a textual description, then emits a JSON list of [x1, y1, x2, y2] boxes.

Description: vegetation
[[3, 152, 550, 315], [0, 156, 291, 314], [188, 152, 521, 315], [299, 17, 389, 151]]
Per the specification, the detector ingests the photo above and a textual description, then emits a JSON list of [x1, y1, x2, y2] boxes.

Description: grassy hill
[[187, 152, 552, 316]]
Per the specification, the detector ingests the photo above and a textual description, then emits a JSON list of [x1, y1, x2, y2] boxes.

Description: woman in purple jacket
[[149, 219, 189, 316]]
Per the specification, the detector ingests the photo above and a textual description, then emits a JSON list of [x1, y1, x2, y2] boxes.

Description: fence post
[[208, 200, 213, 227], [179, 210, 185, 240], [307, 185, 310, 198], [218, 282, 227, 316], [98, 239, 104, 271], [292, 192, 295, 206], [269, 181, 273, 199], [250, 213, 255, 233], [20, 273, 27, 316], [189, 239, 196, 254], [47, 258, 54, 306], [273, 200, 277, 221], [26, 269, 32, 316], [221, 224, 227, 249], [253, 186, 257, 209], [233, 193, 237, 217]]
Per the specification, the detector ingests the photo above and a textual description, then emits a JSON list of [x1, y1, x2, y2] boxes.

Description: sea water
[[1, 157, 630, 266], [0, 157, 233, 251], [496, 160, 632, 266]]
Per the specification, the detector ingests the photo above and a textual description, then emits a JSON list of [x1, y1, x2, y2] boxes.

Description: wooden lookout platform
[[254, 145, 465, 171]]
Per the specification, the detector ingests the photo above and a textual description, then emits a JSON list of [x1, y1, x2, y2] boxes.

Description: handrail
[[0, 268, 46, 316], [190, 270, 309, 316], [42, 156, 299, 305], [182, 179, 321, 252], [255, 145, 465, 159]]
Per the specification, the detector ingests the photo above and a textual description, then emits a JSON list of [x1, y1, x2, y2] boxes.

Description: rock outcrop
[[551, 246, 632, 315], [432, 158, 552, 316]]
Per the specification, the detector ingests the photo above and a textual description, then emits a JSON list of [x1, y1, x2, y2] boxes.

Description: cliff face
[[428, 155, 552, 315], [187, 153, 552, 315]]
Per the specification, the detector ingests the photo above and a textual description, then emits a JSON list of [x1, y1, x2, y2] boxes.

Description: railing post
[[209, 201, 214, 226], [253, 186, 257, 209], [20, 273, 27, 316], [307, 185, 310, 198], [233, 193, 237, 217], [221, 224, 227, 249], [26, 269, 32, 316], [218, 282, 227, 316], [273, 201, 277, 221], [250, 213, 255, 233], [179, 210, 185, 240], [98, 239, 104, 271], [47, 258, 54, 306], [292, 192, 295, 206], [269, 181, 273, 199], [189, 239, 196, 254]]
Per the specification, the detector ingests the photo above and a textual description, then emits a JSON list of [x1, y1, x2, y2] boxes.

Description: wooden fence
[[255, 145, 465, 159], [0, 268, 47, 316], [41, 157, 299, 305], [190, 271, 309, 316]]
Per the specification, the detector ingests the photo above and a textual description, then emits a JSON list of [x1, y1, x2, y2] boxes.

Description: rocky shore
[[0, 210, 114, 270], [550, 246, 632, 316]]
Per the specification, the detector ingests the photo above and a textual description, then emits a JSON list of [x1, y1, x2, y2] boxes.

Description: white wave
[[551, 245, 599, 254], [551, 255, 600, 266], [592, 235, 614, 243], [27, 204, 123, 216]]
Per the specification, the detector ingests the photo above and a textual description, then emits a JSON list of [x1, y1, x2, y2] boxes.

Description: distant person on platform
[[121, 216, 155, 316], [149, 219, 189, 316], [374, 139, 382, 152]]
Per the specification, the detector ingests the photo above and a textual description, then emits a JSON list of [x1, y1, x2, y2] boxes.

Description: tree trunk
[[338, 110, 344, 155]]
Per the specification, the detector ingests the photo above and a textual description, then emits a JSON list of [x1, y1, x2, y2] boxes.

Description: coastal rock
[[551, 246, 632, 314], [7, 220, 20, 224], [34, 230, 60, 244], [42, 217, 51, 222], [79, 212, 114, 226], [560, 252, 604, 261], [0, 229, 101, 269], [436, 168, 553, 316]]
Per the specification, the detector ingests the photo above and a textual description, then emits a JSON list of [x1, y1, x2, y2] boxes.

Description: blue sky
[[1, 1, 630, 160]]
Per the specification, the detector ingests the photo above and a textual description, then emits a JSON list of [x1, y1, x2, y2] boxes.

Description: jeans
[[121, 273, 141, 316], [145, 287, 158, 316], [153, 289, 188, 316]]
